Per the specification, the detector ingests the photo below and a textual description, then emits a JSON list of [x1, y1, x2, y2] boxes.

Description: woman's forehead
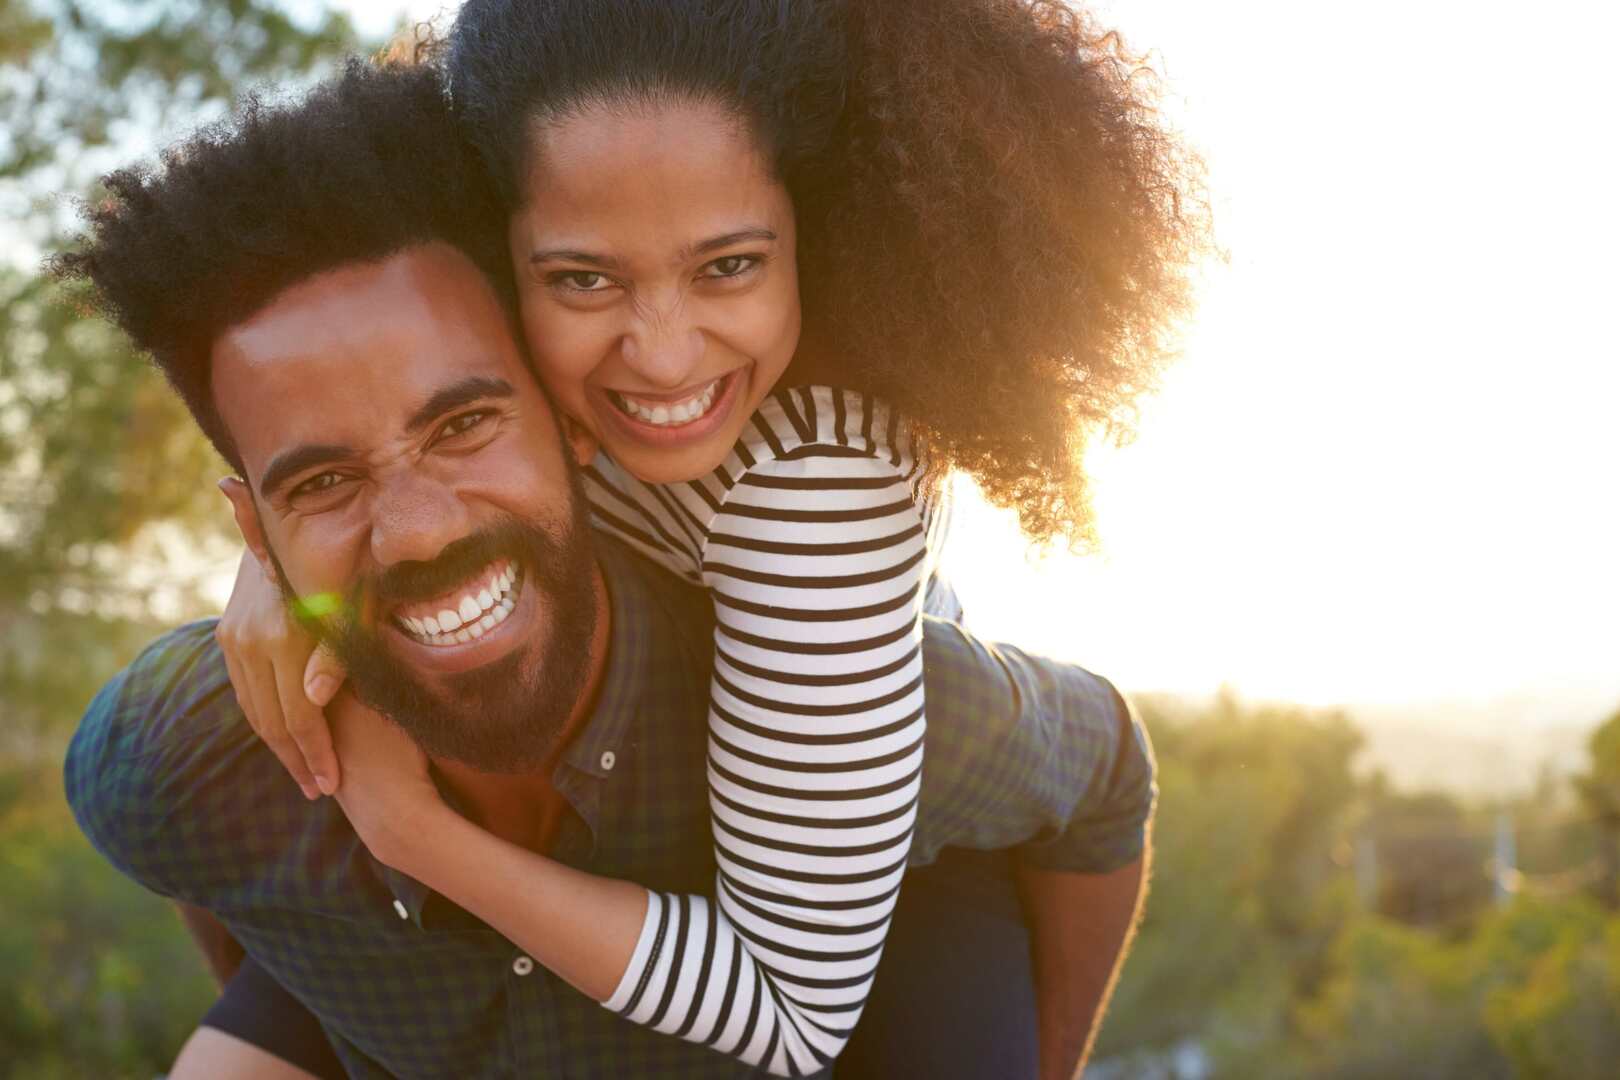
[[517, 100, 788, 248]]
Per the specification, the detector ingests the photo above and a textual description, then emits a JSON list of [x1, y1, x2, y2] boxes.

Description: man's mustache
[[371, 522, 534, 608]]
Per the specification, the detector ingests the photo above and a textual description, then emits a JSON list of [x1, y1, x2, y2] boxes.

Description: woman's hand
[[215, 549, 348, 799], [327, 691, 445, 871]]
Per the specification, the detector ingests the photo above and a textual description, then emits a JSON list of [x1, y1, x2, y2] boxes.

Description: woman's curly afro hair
[[450, 0, 1209, 543]]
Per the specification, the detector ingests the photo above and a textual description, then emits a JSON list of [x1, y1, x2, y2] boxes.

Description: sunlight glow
[[936, 0, 1620, 712], [333, 0, 1620, 716]]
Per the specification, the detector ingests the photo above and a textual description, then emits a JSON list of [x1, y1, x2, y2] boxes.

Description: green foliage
[[1096, 693, 1363, 1065], [1366, 790, 1493, 929], [1, 0, 362, 625], [0, 4, 368, 1075], [1095, 694, 1620, 1080], [0, 764, 217, 1078]]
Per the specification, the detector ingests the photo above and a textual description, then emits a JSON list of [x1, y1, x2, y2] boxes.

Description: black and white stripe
[[594, 387, 936, 1075]]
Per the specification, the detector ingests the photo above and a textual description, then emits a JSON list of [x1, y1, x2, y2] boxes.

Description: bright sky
[[340, 0, 1620, 711]]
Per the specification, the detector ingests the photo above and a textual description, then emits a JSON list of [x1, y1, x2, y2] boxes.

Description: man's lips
[[390, 558, 518, 645], [384, 561, 536, 676]]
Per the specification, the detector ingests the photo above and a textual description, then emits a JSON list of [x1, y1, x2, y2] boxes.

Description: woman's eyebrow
[[528, 248, 623, 269], [682, 227, 776, 261], [529, 228, 777, 268]]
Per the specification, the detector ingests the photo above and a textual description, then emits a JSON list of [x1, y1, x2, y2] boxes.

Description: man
[[59, 61, 1153, 1079]]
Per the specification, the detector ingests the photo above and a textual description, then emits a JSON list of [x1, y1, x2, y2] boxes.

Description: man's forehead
[[210, 245, 524, 467]]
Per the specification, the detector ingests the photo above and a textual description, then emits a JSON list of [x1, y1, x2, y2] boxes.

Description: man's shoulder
[[913, 616, 1155, 873], [919, 616, 1130, 740], [66, 619, 244, 793], [596, 533, 716, 675], [65, 620, 332, 905]]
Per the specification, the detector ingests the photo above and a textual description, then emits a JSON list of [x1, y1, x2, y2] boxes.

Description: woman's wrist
[[354, 792, 459, 875]]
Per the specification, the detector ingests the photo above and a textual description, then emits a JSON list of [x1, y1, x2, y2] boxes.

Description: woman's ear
[[561, 412, 600, 467], [219, 476, 275, 572]]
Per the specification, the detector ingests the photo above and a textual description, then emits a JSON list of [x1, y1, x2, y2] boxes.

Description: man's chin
[[345, 645, 557, 775]]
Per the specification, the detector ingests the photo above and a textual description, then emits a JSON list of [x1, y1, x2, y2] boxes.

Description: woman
[[214, 0, 1202, 1074]]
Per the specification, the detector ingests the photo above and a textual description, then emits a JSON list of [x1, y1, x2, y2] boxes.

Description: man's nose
[[368, 472, 472, 570], [620, 297, 705, 390]]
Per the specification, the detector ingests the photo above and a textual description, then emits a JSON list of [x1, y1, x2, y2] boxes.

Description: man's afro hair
[[51, 59, 513, 471]]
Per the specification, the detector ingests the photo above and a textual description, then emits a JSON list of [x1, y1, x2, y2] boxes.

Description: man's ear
[[218, 476, 275, 572], [561, 413, 599, 467]]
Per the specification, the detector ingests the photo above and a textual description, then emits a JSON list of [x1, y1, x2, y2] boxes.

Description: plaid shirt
[[66, 538, 1153, 1079]]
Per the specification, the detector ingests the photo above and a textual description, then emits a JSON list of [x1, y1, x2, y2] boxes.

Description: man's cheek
[[276, 515, 370, 586]]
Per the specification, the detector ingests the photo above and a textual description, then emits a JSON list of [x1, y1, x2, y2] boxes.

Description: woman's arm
[[335, 433, 929, 1075], [602, 434, 930, 1073]]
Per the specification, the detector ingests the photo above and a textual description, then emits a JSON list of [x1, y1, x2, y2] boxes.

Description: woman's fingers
[[217, 639, 259, 732], [215, 549, 327, 799], [277, 647, 340, 795], [303, 644, 347, 708], [245, 655, 322, 801]]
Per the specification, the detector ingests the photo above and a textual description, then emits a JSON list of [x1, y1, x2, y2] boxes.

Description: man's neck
[[429, 556, 613, 853]]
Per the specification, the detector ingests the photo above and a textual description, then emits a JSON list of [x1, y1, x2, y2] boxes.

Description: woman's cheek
[[525, 313, 605, 416]]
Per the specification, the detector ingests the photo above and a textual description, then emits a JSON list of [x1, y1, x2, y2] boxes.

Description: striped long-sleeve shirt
[[585, 386, 945, 1075]]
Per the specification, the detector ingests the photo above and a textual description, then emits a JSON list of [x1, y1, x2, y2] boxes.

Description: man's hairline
[[203, 238, 537, 490]]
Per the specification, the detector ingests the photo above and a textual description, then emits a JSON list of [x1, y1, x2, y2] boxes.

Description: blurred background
[[2, 1, 1617, 1076]]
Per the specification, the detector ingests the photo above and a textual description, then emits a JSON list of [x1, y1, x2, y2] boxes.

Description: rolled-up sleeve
[[913, 618, 1157, 874], [1013, 672, 1156, 873]]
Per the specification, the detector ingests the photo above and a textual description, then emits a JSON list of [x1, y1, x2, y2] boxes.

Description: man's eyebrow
[[405, 375, 517, 434], [259, 444, 355, 499]]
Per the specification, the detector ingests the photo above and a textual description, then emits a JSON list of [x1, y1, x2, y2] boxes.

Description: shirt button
[[393, 899, 409, 921], [600, 750, 617, 772], [512, 955, 535, 977]]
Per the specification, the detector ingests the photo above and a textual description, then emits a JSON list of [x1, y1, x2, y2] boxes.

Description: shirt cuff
[[603, 890, 667, 1015]]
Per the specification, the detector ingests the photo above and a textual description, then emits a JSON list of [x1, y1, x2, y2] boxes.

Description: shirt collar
[[557, 537, 658, 781]]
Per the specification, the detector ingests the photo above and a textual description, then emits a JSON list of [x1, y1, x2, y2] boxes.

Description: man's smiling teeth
[[396, 562, 521, 647], [610, 378, 720, 427]]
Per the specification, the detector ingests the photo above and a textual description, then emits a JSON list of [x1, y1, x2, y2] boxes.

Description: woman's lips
[[609, 377, 721, 426], [594, 366, 746, 448]]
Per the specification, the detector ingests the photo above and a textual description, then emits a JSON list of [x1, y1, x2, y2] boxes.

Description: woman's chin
[[588, 372, 755, 483]]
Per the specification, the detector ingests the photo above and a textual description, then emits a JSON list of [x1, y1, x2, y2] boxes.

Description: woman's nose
[[620, 302, 705, 390]]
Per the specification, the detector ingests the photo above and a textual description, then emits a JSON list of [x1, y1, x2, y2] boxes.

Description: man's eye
[[702, 255, 760, 279], [434, 410, 494, 445], [291, 472, 348, 499]]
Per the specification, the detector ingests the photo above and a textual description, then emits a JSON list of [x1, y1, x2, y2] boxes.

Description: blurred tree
[[1095, 693, 1364, 1070], [1, 4, 365, 1075], [1, 0, 359, 754], [1574, 706, 1620, 908], [1365, 790, 1492, 930]]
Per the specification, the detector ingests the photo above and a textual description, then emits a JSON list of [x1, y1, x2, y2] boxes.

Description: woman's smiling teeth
[[609, 377, 720, 427], [395, 562, 521, 647]]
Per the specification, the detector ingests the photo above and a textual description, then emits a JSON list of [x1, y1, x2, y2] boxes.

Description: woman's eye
[[551, 271, 613, 293], [703, 255, 760, 279]]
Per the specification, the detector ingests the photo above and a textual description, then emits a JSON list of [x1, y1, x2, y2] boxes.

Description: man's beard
[[267, 497, 598, 774]]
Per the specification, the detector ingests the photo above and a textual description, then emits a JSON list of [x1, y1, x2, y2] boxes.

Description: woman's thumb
[[304, 644, 348, 707]]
